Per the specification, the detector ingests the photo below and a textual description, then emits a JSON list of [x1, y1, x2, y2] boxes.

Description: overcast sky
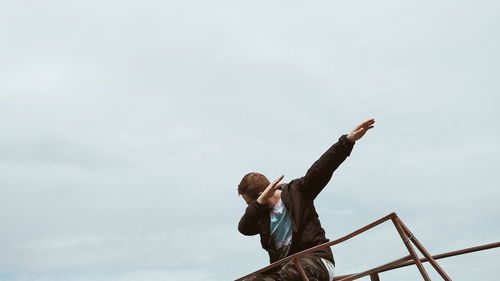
[[1, 1, 499, 280]]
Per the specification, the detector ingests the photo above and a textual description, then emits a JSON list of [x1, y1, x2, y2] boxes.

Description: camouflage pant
[[242, 254, 331, 281]]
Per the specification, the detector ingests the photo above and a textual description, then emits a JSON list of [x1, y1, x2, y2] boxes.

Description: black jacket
[[238, 134, 355, 266]]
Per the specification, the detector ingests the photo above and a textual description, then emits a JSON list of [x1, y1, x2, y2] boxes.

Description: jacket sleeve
[[238, 200, 268, 236], [294, 134, 355, 199]]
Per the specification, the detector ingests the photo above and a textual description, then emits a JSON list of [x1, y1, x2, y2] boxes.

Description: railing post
[[369, 273, 380, 281], [396, 217, 452, 281], [293, 258, 310, 281], [392, 216, 431, 281]]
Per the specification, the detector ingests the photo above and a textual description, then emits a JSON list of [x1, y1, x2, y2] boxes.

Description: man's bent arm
[[294, 134, 355, 199], [238, 200, 268, 236]]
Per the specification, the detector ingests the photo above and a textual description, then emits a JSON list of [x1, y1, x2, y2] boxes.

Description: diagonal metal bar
[[392, 216, 431, 281], [293, 258, 310, 281], [396, 217, 452, 280]]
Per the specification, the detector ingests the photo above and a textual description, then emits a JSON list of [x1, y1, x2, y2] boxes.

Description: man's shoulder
[[282, 180, 301, 193], [280, 180, 303, 199], [282, 179, 315, 203]]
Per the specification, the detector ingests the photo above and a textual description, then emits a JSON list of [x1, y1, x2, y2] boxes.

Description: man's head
[[238, 172, 270, 204]]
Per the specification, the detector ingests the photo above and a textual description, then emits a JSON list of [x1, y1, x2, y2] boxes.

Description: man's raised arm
[[294, 119, 375, 199]]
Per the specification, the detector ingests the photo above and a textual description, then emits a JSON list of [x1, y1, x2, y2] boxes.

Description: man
[[237, 119, 375, 281]]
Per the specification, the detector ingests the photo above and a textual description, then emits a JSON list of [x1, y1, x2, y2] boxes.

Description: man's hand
[[347, 118, 375, 142], [256, 175, 284, 205]]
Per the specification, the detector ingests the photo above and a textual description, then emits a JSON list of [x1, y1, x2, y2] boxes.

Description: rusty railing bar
[[391, 216, 431, 281], [396, 217, 452, 280], [293, 258, 310, 281], [330, 212, 397, 246]]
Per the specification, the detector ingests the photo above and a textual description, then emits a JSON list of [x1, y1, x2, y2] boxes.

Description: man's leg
[[277, 254, 330, 281]]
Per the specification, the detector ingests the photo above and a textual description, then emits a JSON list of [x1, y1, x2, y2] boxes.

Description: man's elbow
[[238, 222, 257, 236]]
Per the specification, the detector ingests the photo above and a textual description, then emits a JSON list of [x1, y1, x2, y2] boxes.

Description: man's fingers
[[354, 119, 375, 131], [363, 125, 374, 130], [272, 175, 284, 188], [261, 175, 284, 197], [357, 119, 375, 130], [363, 119, 375, 126], [354, 125, 374, 135]]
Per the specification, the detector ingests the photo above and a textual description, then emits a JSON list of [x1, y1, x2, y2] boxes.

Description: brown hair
[[237, 172, 270, 200]]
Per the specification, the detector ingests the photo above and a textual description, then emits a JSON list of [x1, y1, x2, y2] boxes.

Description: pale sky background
[[1, 1, 499, 280]]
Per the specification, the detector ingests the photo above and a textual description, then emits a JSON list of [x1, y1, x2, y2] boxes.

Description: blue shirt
[[270, 198, 292, 250]]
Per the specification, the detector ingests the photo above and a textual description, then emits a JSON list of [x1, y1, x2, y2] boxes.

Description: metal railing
[[236, 212, 500, 281]]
